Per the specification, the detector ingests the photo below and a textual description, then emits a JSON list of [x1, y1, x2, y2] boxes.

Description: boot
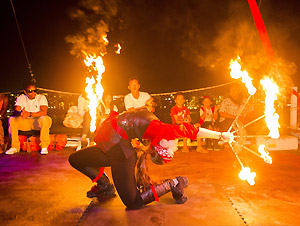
[[170, 176, 188, 204], [140, 176, 188, 205], [87, 173, 116, 198]]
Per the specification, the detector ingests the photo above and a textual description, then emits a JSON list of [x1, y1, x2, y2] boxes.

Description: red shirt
[[170, 105, 190, 124]]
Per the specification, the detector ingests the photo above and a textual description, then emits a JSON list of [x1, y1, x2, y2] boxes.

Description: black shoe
[[170, 176, 188, 204], [87, 183, 115, 198]]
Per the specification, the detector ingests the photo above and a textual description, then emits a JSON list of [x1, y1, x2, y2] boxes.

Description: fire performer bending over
[[69, 106, 232, 209]]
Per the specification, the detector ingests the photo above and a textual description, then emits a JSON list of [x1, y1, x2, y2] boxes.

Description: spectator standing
[[5, 81, 52, 155], [196, 96, 220, 153], [79, 93, 118, 149], [170, 92, 191, 152], [77, 93, 89, 118], [0, 94, 9, 153], [124, 78, 151, 111]]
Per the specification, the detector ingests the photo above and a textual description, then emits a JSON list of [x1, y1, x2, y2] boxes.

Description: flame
[[102, 35, 109, 45], [258, 144, 272, 164], [260, 77, 280, 138], [229, 56, 257, 95], [239, 167, 256, 186], [115, 43, 122, 54], [83, 53, 105, 132]]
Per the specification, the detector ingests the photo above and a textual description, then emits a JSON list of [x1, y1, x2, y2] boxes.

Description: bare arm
[[219, 111, 245, 123], [219, 111, 236, 119], [0, 96, 8, 118], [213, 105, 220, 121], [187, 115, 192, 124], [173, 115, 183, 124], [18, 105, 48, 118]]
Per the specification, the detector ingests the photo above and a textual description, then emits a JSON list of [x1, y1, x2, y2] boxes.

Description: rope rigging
[[9, 0, 36, 83]]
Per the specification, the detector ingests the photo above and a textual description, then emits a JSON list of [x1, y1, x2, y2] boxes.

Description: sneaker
[[196, 147, 209, 153], [5, 147, 19, 155], [40, 148, 48, 155]]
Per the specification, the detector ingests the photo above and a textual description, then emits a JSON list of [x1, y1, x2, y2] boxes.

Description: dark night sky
[[1, 0, 300, 95]]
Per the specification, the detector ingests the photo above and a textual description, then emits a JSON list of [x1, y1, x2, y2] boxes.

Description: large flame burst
[[83, 52, 105, 132], [229, 56, 256, 95], [260, 77, 280, 139], [228, 56, 279, 186]]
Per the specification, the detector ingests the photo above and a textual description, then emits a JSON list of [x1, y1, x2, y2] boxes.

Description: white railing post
[[290, 87, 298, 129]]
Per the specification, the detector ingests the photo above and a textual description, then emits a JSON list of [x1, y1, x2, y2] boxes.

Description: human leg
[[106, 144, 143, 209], [182, 137, 189, 152], [79, 112, 91, 149], [107, 144, 189, 209], [69, 145, 115, 197], [7, 117, 32, 154], [0, 120, 4, 153], [196, 137, 208, 153], [141, 176, 189, 205], [37, 116, 52, 148]]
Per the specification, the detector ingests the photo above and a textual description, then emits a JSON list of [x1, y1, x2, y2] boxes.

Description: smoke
[[65, 0, 119, 58], [178, 0, 297, 88]]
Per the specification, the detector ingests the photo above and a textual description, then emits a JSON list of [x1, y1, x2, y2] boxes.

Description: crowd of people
[[0, 78, 253, 155], [0, 78, 251, 209]]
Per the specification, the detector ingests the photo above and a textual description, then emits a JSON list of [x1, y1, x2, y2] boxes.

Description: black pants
[[69, 144, 144, 209]]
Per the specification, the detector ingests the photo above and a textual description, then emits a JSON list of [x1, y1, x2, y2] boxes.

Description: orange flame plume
[[115, 43, 121, 54], [229, 56, 257, 95], [258, 144, 272, 164], [260, 77, 280, 138], [239, 167, 256, 186], [83, 53, 105, 132]]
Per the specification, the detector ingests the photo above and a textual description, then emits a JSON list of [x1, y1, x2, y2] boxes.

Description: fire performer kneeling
[[69, 107, 232, 209]]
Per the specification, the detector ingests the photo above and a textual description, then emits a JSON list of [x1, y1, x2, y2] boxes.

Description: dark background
[[1, 0, 300, 95]]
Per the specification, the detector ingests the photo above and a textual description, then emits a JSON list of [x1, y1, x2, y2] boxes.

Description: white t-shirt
[[124, 92, 151, 110], [77, 95, 89, 117], [200, 107, 213, 122], [15, 94, 48, 113], [219, 98, 252, 122], [97, 103, 118, 115]]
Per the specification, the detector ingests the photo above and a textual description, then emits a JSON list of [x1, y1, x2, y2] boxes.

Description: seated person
[[5, 81, 52, 155], [170, 92, 191, 153], [124, 77, 151, 111], [79, 92, 118, 149], [219, 83, 253, 132], [0, 94, 9, 153]]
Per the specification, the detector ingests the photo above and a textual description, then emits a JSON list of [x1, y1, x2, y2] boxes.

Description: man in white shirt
[[124, 78, 151, 111], [6, 81, 52, 155]]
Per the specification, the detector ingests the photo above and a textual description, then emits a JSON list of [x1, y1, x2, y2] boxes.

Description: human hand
[[220, 132, 234, 144], [20, 108, 29, 118], [194, 123, 200, 128]]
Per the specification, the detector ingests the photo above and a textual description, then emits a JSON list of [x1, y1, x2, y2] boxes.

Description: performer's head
[[128, 77, 140, 93], [202, 96, 212, 108], [23, 80, 37, 100], [229, 82, 244, 105], [174, 92, 185, 107], [151, 139, 178, 165], [101, 92, 115, 111]]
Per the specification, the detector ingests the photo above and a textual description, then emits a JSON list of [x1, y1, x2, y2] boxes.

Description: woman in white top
[[80, 93, 118, 149]]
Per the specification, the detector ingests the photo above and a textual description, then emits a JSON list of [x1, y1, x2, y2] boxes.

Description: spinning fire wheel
[[225, 58, 279, 186], [229, 120, 247, 155]]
